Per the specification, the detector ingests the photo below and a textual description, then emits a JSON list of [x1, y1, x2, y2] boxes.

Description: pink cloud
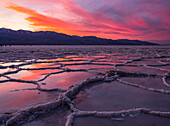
[[2, 0, 170, 43]]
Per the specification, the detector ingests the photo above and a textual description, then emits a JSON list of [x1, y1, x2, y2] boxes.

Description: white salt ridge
[[117, 78, 170, 95], [65, 107, 170, 126], [162, 76, 170, 87], [143, 64, 170, 73]]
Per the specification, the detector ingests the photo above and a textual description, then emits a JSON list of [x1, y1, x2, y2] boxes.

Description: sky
[[0, 0, 170, 44]]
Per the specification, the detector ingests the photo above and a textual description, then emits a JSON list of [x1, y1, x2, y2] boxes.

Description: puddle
[[8, 69, 62, 81], [0, 68, 17, 74], [40, 72, 94, 89], [64, 65, 113, 70], [74, 81, 170, 111], [0, 82, 52, 114], [127, 59, 163, 65], [116, 66, 167, 75]]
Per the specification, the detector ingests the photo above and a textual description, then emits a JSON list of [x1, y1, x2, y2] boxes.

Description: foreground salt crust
[[2, 73, 170, 126]]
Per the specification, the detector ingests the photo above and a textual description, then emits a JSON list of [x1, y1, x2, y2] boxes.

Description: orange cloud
[[6, 4, 102, 36], [7, 5, 72, 32]]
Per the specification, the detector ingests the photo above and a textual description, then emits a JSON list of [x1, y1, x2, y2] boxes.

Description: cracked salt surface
[[0, 46, 170, 126]]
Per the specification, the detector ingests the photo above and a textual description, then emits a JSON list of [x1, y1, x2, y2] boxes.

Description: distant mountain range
[[0, 28, 158, 45]]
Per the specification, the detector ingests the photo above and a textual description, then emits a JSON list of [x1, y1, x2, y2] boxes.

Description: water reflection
[[40, 72, 94, 89]]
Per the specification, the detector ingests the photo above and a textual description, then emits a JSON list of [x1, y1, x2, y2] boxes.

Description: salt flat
[[0, 46, 170, 126]]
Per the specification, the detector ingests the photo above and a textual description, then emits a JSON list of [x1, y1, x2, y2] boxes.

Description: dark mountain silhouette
[[0, 28, 158, 45]]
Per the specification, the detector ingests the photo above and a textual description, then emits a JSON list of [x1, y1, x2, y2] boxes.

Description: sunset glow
[[0, 0, 170, 44]]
